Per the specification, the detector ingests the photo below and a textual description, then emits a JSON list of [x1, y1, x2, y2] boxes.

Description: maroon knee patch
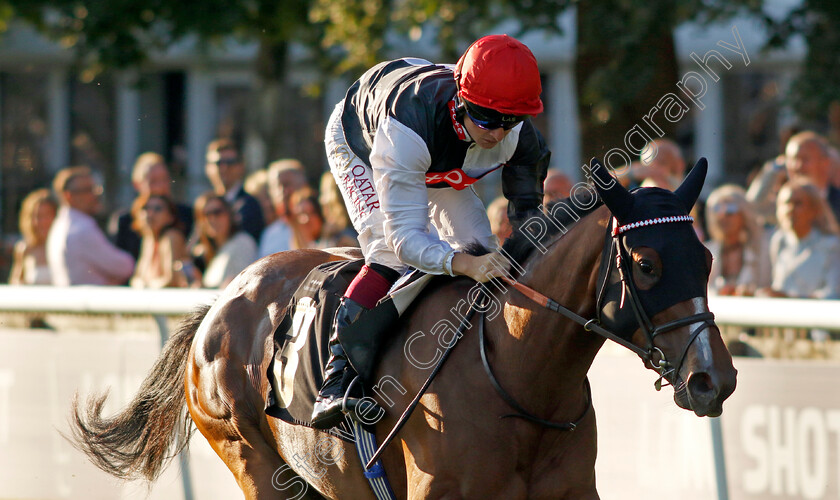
[[344, 265, 394, 308]]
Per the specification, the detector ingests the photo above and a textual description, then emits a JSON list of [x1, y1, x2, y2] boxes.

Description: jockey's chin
[[463, 119, 511, 150]]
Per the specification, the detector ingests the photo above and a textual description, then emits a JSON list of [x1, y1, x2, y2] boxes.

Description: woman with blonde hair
[[192, 192, 257, 289], [704, 184, 770, 295], [9, 189, 58, 285], [129, 194, 191, 288], [758, 179, 840, 299]]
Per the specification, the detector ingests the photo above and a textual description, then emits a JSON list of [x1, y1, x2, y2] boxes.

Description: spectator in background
[[108, 152, 193, 260], [129, 194, 191, 288], [259, 159, 309, 257], [746, 124, 801, 228], [193, 192, 257, 289], [205, 139, 265, 243], [486, 196, 512, 244], [9, 188, 57, 285], [288, 187, 325, 249], [751, 131, 840, 229], [627, 138, 686, 190], [318, 172, 358, 248], [829, 144, 840, 190], [47, 166, 135, 286], [543, 169, 573, 204], [785, 132, 840, 223], [704, 185, 770, 296], [245, 168, 277, 228], [757, 180, 840, 299]]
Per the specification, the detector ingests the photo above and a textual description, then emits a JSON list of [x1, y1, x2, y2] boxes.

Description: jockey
[[312, 34, 551, 429]]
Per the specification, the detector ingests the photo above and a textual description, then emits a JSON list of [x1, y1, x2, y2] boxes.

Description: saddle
[[265, 258, 432, 440]]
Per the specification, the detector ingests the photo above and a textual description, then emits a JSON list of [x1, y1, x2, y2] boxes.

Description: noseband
[[502, 215, 715, 391], [607, 217, 715, 389], [481, 214, 717, 430]]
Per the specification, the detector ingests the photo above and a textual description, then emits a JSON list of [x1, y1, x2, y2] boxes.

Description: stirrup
[[342, 376, 383, 423]]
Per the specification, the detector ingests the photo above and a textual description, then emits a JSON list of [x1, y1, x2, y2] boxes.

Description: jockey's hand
[[451, 251, 511, 283]]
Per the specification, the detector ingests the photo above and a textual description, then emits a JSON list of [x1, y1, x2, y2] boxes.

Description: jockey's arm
[[502, 127, 550, 228], [371, 117, 507, 282]]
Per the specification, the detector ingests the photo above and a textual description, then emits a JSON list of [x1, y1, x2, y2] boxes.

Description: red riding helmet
[[455, 34, 544, 116]]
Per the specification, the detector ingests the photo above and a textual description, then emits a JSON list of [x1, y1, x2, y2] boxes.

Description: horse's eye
[[639, 260, 654, 274]]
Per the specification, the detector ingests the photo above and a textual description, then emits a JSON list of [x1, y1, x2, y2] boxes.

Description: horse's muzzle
[[673, 325, 738, 417]]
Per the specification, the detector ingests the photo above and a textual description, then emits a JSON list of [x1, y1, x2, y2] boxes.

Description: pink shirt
[[47, 206, 135, 285]]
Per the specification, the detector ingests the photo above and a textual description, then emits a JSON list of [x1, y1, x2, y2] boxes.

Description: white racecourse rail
[[0, 285, 838, 500]]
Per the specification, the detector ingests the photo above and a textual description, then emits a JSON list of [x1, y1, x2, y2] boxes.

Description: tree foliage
[[574, 0, 761, 160], [0, 0, 571, 79], [761, 0, 840, 122], [5, 0, 830, 159]]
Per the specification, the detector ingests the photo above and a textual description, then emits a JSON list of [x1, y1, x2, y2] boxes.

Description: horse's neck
[[492, 209, 608, 396]]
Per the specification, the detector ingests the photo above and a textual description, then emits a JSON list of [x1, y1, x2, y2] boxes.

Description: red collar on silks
[[447, 98, 467, 140]]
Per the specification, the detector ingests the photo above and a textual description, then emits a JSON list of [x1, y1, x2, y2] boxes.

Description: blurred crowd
[[8, 129, 840, 303], [485, 131, 840, 302], [8, 138, 358, 290]]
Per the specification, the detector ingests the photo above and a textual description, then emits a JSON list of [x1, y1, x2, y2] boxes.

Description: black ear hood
[[590, 157, 708, 221], [593, 158, 711, 336], [675, 158, 707, 212], [589, 158, 634, 223]]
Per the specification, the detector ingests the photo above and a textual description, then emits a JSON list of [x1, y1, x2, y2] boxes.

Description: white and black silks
[[339, 57, 550, 241]]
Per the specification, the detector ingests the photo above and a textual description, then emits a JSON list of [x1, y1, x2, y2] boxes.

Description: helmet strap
[[453, 95, 466, 123]]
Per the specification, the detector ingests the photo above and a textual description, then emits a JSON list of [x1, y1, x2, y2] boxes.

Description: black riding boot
[[311, 297, 381, 429]]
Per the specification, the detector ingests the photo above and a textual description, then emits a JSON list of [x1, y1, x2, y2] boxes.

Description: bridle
[[602, 216, 715, 389], [484, 214, 716, 429]]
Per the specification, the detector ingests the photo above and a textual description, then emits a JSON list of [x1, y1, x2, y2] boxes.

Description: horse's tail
[[66, 304, 212, 482]]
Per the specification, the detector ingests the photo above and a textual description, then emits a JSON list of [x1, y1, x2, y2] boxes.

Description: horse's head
[[590, 158, 737, 417]]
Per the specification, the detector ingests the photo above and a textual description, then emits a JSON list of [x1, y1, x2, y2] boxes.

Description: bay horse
[[69, 159, 736, 499]]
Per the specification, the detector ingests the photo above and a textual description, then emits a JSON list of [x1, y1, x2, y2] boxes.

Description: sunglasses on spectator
[[714, 202, 740, 215], [69, 184, 104, 195], [211, 157, 239, 166], [141, 204, 166, 214], [203, 207, 227, 218], [463, 101, 525, 131]]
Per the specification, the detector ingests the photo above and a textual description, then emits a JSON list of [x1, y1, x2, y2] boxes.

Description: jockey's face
[[463, 117, 511, 149]]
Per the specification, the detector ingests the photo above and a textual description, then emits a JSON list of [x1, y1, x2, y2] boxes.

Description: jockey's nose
[[489, 128, 506, 141]]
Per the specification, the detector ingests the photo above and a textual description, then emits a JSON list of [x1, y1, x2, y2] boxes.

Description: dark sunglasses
[[203, 207, 227, 218], [714, 202, 740, 215], [69, 184, 104, 195], [141, 204, 166, 213], [211, 158, 239, 166], [464, 103, 524, 131]]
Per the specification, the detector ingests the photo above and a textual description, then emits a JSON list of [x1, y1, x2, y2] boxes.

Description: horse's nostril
[[687, 372, 715, 397]]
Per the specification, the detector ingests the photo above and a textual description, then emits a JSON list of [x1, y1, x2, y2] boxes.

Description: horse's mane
[[500, 190, 603, 266]]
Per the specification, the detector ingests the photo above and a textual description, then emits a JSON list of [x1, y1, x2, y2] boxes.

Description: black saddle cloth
[[265, 258, 417, 440]]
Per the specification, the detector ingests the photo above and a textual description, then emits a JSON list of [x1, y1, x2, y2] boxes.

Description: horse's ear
[[675, 157, 708, 212], [590, 157, 633, 222]]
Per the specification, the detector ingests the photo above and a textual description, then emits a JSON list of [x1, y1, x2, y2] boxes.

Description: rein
[[500, 276, 651, 359], [499, 214, 716, 394], [364, 213, 717, 469], [478, 309, 591, 430]]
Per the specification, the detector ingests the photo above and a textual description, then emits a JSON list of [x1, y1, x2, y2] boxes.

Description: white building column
[[547, 65, 581, 180], [116, 74, 140, 204], [46, 70, 70, 174], [693, 76, 725, 193], [185, 70, 216, 202]]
